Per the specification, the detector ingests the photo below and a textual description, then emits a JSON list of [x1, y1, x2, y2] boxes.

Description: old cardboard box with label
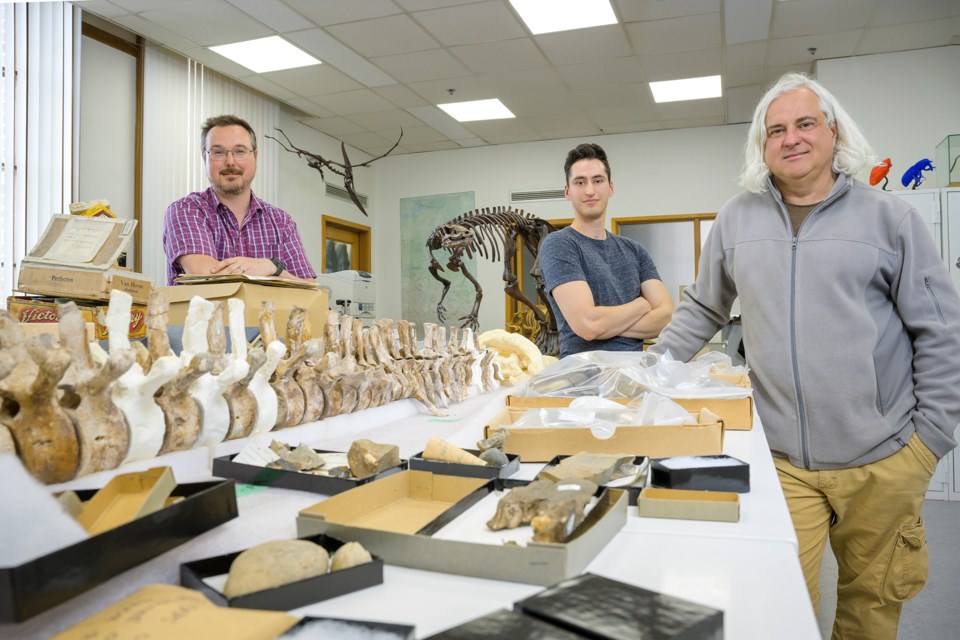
[[296, 470, 627, 586], [6, 295, 147, 340], [485, 407, 723, 462], [506, 392, 753, 431], [159, 279, 328, 339], [17, 216, 152, 303]]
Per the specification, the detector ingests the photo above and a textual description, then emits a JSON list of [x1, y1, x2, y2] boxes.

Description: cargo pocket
[[879, 519, 928, 604]]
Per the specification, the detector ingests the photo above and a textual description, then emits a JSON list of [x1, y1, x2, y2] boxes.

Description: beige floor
[[817, 500, 960, 639]]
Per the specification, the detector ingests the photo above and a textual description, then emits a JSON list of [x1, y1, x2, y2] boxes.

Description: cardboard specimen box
[[50, 584, 297, 640], [650, 455, 750, 493], [638, 487, 740, 523], [0, 479, 238, 622], [17, 215, 152, 303], [407, 449, 521, 480], [180, 534, 384, 611], [506, 392, 754, 431], [296, 470, 628, 586], [159, 280, 328, 339], [75, 467, 176, 535], [212, 450, 405, 496], [485, 407, 723, 462], [515, 573, 724, 640], [7, 295, 147, 340]]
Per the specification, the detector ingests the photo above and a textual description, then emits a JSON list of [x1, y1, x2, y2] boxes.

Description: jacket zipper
[[791, 235, 810, 468], [924, 275, 947, 324]]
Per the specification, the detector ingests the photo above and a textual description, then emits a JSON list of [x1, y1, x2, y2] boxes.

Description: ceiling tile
[[225, 0, 310, 33], [449, 38, 550, 73], [298, 116, 367, 137], [481, 67, 567, 94], [111, 0, 187, 11], [284, 29, 398, 88], [372, 83, 432, 108], [857, 19, 960, 55], [413, 1, 526, 46], [138, 0, 271, 47], [771, 0, 874, 38], [395, 0, 479, 10], [265, 64, 364, 97], [659, 115, 725, 128], [638, 48, 721, 82], [525, 112, 602, 137], [372, 49, 471, 83], [184, 46, 258, 80], [460, 119, 543, 145], [307, 89, 397, 116], [504, 90, 582, 117], [236, 75, 301, 101], [285, 98, 335, 118], [555, 56, 645, 89], [381, 125, 451, 144], [598, 121, 662, 135], [625, 12, 721, 56], [723, 41, 767, 74], [339, 130, 396, 152], [614, 0, 720, 23], [655, 97, 723, 120], [346, 109, 424, 132], [724, 84, 762, 124], [112, 14, 199, 50], [723, 68, 764, 89], [78, 1, 131, 19], [871, 0, 960, 25], [401, 139, 464, 153], [767, 30, 861, 68], [327, 14, 439, 57], [282, 0, 401, 26], [407, 75, 495, 104], [535, 25, 633, 66]]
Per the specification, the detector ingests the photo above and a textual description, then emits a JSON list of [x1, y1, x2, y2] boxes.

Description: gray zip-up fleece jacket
[[652, 174, 960, 470]]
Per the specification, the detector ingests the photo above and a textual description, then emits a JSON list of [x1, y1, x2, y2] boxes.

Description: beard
[[212, 168, 248, 196]]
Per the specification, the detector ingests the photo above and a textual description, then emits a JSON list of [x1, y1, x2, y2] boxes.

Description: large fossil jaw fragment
[[486, 478, 598, 543], [0, 318, 78, 483], [222, 299, 261, 440], [286, 306, 325, 424], [58, 301, 135, 476]]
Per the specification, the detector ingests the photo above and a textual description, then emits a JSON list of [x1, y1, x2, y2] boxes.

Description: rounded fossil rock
[[330, 541, 372, 572], [223, 539, 330, 598]]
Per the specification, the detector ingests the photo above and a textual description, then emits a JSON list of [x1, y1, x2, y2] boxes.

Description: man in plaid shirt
[[163, 114, 317, 286]]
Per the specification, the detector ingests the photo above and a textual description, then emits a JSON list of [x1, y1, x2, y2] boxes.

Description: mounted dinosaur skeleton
[[426, 206, 559, 357], [267, 129, 402, 216]]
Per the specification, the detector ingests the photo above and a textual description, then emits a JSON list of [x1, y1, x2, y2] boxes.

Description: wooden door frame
[[322, 215, 371, 273], [612, 213, 717, 279]]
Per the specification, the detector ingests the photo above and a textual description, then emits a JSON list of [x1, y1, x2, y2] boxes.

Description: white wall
[[372, 45, 960, 332], [817, 46, 960, 189]]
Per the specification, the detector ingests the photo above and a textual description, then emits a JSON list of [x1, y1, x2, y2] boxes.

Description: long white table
[[4, 385, 820, 639]]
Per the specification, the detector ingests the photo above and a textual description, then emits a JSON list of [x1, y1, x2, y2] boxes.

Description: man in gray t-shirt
[[540, 143, 673, 358]]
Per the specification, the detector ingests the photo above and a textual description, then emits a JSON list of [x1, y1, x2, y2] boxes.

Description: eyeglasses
[[206, 146, 255, 161]]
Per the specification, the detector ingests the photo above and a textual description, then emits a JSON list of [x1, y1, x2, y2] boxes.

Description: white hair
[[738, 72, 875, 194]]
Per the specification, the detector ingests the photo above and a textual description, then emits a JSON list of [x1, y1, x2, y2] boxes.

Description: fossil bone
[[486, 478, 597, 543], [58, 301, 135, 476]]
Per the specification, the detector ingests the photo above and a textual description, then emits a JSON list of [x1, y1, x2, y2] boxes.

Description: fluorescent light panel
[[510, 0, 617, 35], [209, 36, 321, 74], [650, 75, 722, 103], [438, 99, 515, 122]]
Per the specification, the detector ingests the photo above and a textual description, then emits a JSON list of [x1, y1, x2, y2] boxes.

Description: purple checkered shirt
[[163, 187, 317, 285]]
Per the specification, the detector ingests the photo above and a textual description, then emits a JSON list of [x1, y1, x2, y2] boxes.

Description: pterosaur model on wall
[[267, 129, 402, 216], [426, 206, 559, 357]]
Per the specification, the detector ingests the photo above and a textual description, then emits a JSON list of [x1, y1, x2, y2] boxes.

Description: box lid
[[23, 215, 137, 271]]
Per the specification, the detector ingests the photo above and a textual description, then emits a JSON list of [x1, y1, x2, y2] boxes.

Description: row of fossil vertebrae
[[0, 288, 502, 484]]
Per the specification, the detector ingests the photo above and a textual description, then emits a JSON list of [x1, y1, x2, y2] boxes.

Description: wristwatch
[[270, 257, 285, 276]]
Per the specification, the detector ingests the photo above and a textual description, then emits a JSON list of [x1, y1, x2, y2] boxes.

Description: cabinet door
[[893, 189, 941, 257]]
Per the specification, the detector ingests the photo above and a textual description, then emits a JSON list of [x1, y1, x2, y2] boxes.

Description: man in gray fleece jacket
[[650, 72, 960, 639]]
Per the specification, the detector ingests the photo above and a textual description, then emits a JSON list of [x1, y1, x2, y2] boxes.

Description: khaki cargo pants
[[774, 433, 938, 640]]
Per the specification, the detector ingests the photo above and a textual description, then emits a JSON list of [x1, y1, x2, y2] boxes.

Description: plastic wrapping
[[521, 350, 751, 400], [511, 394, 695, 439]]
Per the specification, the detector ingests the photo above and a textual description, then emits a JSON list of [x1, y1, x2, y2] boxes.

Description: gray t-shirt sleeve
[[540, 231, 584, 294]]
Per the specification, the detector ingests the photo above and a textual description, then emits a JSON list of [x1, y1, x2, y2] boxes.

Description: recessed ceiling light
[[209, 36, 321, 74], [510, 0, 617, 35], [650, 75, 723, 103], [438, 99, 515, 122]]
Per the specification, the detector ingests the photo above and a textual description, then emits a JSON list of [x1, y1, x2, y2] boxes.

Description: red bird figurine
[[870, 158, 892, 189]]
